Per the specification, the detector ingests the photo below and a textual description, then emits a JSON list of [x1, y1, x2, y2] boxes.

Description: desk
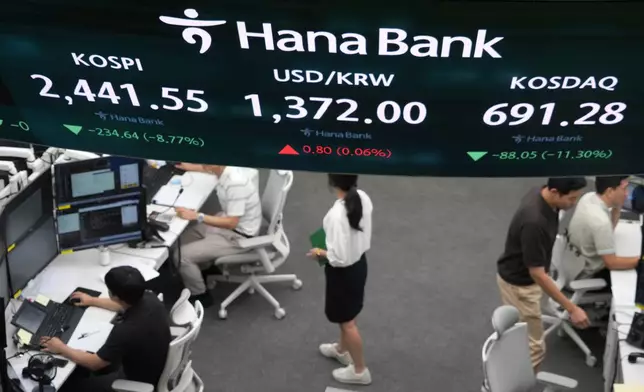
[[6, 249, 165, 391], [4, 169, 218, 391], [603, 220, 644, 392], [117, 172, 218, 256]]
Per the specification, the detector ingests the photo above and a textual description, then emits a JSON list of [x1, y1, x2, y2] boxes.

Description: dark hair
[[328, 174, 362, 231], [105, 266, 146, 305], [546, 177, 587, 195], [595, 176, 628, 194]]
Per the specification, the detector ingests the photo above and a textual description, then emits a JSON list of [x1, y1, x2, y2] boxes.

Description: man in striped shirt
[[174, 163, 262, 307]]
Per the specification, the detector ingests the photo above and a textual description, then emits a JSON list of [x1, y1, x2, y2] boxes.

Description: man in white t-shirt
[[174, 163, 262, 306], [563, 176, 639, 286]]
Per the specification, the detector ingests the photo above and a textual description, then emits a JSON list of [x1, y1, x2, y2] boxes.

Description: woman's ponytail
[[328, 174, 363, 231], [344, 186, 363, 231]]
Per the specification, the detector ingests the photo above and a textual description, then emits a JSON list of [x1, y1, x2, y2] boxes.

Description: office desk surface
[[610, 270, 644, 387], [157, 172, 218, 211], [4, 169, 217, 390], [6, 248, 163, 391], [112, 170, 217, 259]]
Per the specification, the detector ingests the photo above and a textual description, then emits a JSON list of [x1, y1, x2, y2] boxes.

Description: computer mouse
[[70, 298, 81, 305]]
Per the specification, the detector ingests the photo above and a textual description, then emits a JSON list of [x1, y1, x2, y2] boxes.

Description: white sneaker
[[332, 364, 372, 385], [319, 343, 353, 366]]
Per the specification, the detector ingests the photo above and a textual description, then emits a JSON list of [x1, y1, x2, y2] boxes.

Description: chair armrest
[[112, 379, 154, 392], [170, 326, 188, 338], [237, 234, 277, 250], [569, 278, 606, 292], [536, 371, 578, 390]]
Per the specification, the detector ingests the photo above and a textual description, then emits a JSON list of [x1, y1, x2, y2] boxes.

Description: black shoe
[[190, 292, 213, 308]]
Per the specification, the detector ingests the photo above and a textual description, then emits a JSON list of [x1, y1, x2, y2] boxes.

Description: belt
[[233, 229, 254, 239]]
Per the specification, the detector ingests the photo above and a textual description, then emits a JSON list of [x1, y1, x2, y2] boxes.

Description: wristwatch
[[197, 213, 205, 223]]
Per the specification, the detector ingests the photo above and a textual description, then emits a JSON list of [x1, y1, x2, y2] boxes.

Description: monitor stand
[[98, 246, 111, 266]]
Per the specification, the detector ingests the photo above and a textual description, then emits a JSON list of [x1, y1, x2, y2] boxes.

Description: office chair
[[481, 305, 578, 392], [112, 301, 205, 392], [543, 234, 611, 367], [170, 289, 198, 327], [208, 170, 302, 320]]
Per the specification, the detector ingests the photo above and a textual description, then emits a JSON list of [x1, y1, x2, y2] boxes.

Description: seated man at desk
[[40, 266, 171, 392], [174, 163, 262, 307], [564, 176, 640, 286]]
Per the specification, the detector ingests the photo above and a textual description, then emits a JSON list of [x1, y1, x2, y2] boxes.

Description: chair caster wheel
[[585, 355, 597, 367], [275, 308, 286, 319], [218, 309, 228, 320], [248, 287, 255, 295], [292, 279, 303, 290]]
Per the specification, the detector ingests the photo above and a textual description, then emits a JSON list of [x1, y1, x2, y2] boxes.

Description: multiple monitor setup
[[0, 156, 148, 303], [54, 157, 146, 263], [0, 157, 149, 387]]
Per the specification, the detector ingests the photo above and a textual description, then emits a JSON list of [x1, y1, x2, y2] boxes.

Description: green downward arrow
[[467, 151, 488, 161], [63, 124, 82, 135]]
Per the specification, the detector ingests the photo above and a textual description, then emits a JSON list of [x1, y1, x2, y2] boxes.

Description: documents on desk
[[151, 172, 218, 210]]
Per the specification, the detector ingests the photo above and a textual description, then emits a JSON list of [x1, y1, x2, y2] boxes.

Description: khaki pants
[[496, 274, 545, 370], [177, 224, 245, 295]]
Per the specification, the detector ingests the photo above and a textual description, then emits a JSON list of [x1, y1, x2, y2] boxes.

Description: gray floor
[[190, 173, 605, 391]]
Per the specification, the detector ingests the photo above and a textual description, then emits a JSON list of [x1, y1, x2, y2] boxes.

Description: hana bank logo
[[159, 9, 226, 54]]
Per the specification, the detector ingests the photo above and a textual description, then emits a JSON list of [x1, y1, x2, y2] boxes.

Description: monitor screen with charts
[[2, 170, 53, 247], [54, 156, 143, 207], [56, 191, 146, 252], [6, 217, 58, 295]]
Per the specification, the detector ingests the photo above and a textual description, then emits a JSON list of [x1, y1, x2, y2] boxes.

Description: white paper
[[151, 185, 181, 206], [67, 321, 114, 352], [615, 221, 642, 257]]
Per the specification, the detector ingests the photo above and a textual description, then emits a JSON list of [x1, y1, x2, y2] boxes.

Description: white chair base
[[543, 315, 597, 367], [212, 274, 302, 320]]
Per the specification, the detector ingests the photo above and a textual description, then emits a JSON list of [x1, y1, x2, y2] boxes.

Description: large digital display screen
[[0, 1, 642, 176]]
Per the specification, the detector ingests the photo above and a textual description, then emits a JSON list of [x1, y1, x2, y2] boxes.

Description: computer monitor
[[5, 217, 58, 296], [2, 170, 53, 248], [54, 156, 143, 208], [56, 190, 146, 255]]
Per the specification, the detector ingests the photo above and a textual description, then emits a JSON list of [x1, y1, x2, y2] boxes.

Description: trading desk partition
[[5, 217, 58, 296], [3, 170, 53, 247]]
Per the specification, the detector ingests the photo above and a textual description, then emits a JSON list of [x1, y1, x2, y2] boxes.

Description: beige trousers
[[496, 274, 545, 370]]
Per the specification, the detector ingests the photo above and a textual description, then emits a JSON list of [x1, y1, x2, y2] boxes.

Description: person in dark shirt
[[496, 177, 590, 372], [41, 266, 171, 392]]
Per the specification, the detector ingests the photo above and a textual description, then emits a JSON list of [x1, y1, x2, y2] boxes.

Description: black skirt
[[324, 254, 368, 323]]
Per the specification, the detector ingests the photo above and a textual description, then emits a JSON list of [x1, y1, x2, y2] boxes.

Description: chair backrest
[[158, 301, 204, 392], [261, 170, 293, 235], [170, 289, 197, 327], [550, 234, 568, 288], [482, 306, 536, 392]]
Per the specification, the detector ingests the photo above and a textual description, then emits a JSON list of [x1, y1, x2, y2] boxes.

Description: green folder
[[309, 228, 328, 266]]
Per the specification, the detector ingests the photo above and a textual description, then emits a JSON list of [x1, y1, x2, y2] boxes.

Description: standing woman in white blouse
[[307, 174, 373, 385]]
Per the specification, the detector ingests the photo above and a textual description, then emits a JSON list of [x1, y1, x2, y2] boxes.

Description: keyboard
[[143, 165, 184, 203], [35, 304, 74, 340]]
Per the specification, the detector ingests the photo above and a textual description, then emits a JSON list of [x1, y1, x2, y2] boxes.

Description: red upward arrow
[[278, 145, 299, 155]]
